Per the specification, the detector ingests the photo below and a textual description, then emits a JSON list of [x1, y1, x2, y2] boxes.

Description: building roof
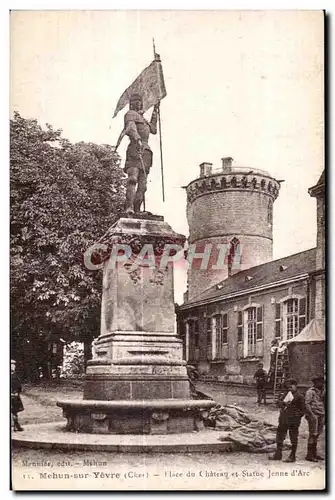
[[309, 170, 325, 198], [316, 170, 325, 186], [181, 247, 316, 309]]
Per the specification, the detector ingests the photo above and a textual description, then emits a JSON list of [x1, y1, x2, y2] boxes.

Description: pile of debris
[[204, 403, 289, 454]]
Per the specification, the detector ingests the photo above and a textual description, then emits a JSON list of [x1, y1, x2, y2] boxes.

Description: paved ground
[[11, 381, 326, 491], [17, 381, 81, 425], [196, 382, 280, 425]]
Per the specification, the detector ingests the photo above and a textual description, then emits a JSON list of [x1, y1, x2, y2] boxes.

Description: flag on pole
[[112, 54, 167, 118]]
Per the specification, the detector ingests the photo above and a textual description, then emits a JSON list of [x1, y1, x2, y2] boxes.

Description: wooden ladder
[[273, 347, 290, 402]]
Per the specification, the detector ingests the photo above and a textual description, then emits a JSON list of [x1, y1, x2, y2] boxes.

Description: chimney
[[199, 162, 213, 177], [221, 157, 233, 172]]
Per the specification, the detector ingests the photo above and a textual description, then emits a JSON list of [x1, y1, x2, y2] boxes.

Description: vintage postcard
[[10, 9, 325, 491]]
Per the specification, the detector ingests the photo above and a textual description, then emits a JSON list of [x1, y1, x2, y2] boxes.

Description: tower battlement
[[186, 165, 281, 205]]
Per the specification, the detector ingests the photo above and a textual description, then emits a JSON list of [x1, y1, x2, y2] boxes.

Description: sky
[[10, 10, 324, 303]]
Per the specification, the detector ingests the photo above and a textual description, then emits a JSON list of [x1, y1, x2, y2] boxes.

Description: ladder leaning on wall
[[273, 346, 290, 401]]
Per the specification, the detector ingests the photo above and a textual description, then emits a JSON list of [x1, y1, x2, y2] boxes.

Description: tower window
[[228, 237, 241, 275]]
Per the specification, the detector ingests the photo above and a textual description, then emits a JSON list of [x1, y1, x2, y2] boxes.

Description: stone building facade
[[177, 165, 325, 384], [308, 171, 325, 321]]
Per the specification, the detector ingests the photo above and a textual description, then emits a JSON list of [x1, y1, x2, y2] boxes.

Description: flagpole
[[153, 39, 165, 203], [157, 107, 165, 202]]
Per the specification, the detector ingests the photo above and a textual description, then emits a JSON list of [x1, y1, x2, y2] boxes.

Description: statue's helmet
[[129, 92, 143, 103]]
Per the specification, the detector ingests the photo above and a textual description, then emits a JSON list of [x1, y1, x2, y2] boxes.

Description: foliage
[[60, 342, 85, 378], [10, 112, 126, 377]]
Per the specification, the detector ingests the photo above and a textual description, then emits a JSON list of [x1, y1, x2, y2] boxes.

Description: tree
[[60, 342, 85, 379], [10, 112, 126, 380]]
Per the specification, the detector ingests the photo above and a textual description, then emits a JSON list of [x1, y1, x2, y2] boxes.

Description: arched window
[[189, 319, 199, 348], [185, 318, 199, 362], [228, 237, 241, 275], [213, 313, 228, 359], [245, 306, 263, 356], [206, 317, 212, 360], [275, 297, 306, 340], [286, 298, 299, 339], [237, 311, 243, 342]]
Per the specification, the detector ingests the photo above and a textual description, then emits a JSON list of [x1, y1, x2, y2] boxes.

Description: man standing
[[305, 376, 325, 462], [123, 93, 159, 214], [11, 359, 24, 432], [253, 362, 267, 405], [269, 379, 305, 462]]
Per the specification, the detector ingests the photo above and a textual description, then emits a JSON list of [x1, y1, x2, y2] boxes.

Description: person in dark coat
[[269, 379, 305, 462], [305, 376, 325, 462], [253, 362, 268, 405], [11, 359, 24, 431]]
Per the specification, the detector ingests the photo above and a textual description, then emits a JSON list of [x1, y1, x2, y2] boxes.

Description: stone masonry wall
[[188, 190, 274, 243]]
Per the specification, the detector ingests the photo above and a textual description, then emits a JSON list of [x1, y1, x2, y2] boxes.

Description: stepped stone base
[[12, 422, 234, 453]]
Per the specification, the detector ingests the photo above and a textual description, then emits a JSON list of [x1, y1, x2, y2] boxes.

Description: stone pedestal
[[58, 216, 215, 433]]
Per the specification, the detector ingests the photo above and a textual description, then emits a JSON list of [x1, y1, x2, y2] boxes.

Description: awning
[[285, 318, 325, 344]]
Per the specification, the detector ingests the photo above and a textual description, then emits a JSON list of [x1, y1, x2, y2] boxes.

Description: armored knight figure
[[123, 93, 159, 214]]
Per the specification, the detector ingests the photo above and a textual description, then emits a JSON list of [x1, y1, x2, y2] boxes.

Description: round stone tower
[[185, 157, 281, 300]]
